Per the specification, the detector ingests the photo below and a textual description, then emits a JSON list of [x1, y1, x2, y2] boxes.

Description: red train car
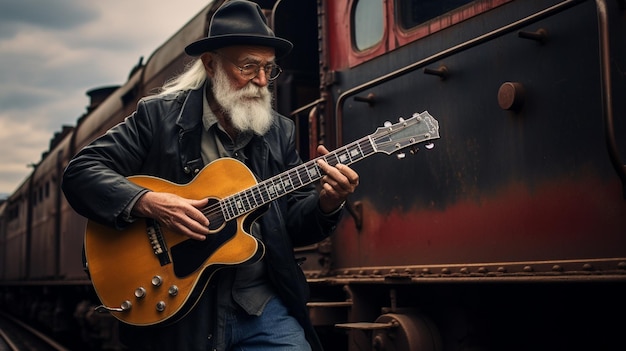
[[1, 0, 625, 350], [299, 0, 626, 350]]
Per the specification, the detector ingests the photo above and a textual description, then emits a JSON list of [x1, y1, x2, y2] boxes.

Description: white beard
[[211, 61, 274, 136]]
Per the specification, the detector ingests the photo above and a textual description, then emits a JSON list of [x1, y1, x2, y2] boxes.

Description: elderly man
[[62, 1, 358, 350]]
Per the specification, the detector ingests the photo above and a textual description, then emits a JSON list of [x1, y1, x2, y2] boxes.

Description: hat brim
[[185, 34, 293, 58]]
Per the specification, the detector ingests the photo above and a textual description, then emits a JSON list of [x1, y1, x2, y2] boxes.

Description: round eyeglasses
[[213, 52, 283, 81]]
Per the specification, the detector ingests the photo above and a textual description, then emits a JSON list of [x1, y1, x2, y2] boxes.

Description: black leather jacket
[[62, 86, 339, 350]]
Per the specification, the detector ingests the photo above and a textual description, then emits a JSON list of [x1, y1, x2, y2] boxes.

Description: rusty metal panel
[[325, 0, 626, 276]]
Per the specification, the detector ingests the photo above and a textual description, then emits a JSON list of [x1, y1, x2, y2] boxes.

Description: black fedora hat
[[185, 0, 293, 58]]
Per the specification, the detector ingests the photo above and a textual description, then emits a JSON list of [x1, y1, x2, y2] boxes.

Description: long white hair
[[158, 59, 207, 95]]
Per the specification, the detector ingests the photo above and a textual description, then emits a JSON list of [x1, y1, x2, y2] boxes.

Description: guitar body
[[85, 158, 265, 326]]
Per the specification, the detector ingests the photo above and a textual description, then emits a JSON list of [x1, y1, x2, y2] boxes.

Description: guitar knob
[[168, 285, 179, 297], [151, 275, 163, 287], [134, 287, 146, 298], [396, 153, 406, 160], [156, 301, 166, 312], [384, 121, 392, 127], [121, 300, 133, 311]]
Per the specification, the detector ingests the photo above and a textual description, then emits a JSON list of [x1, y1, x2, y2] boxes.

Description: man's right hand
[[132, 192, 211, 240]]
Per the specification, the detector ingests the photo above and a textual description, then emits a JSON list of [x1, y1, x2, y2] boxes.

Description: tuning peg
[[384, 121, 392, 127], [398, 117, 405, 123], [425, 143, 435, 150], [396, 152, 406, 160]]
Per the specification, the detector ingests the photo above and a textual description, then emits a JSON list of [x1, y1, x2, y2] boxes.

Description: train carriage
[[301, 0, 626, 350]]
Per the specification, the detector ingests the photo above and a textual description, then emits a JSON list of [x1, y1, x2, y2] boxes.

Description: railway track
[[0, 311, 70, 351]]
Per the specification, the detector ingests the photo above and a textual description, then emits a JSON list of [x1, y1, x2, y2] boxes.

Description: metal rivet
[[498, 82, 525, 111]]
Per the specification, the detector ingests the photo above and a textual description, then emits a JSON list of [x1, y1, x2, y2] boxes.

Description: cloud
[[0, 0, 98, 38], [0, 0, 210, 194]]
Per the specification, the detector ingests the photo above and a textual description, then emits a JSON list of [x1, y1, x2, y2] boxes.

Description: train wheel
[[372, 313, 441, 351]]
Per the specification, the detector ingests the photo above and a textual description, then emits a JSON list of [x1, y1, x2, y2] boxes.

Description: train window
[[395, 0, 474, 30], [352, 0, 384, 51]]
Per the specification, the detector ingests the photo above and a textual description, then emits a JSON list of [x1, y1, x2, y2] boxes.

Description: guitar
[[85, 111, 440, 326]]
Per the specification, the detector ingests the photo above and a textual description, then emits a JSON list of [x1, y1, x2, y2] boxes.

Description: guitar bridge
[[146, 219, 171, 266]]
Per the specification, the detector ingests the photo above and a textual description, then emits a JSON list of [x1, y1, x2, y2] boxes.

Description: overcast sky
[[0, 0, 211, 195]]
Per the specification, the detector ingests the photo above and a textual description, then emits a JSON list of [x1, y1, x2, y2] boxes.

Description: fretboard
[[220, 136, 376, 221]]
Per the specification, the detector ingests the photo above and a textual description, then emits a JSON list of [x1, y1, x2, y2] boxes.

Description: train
[[2, 0, 626, 350]]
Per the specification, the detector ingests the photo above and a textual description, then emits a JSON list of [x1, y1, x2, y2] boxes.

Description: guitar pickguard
[[170, 219, 238, 277]]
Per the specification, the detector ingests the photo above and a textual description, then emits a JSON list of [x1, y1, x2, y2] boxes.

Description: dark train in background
[[1, 0, 625, 349]]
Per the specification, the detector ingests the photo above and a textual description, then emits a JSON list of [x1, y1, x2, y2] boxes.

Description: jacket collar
[[176, 85, 205, 131]]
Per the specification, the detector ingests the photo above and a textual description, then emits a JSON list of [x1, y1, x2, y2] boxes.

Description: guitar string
[[198, 126, 417, 227]]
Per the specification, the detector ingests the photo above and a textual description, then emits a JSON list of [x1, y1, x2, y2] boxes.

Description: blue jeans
[[217, 297, 312, 351]]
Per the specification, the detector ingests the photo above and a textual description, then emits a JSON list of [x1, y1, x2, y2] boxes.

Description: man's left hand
[[316, 145, 360, 213]]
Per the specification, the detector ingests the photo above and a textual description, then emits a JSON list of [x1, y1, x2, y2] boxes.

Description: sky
[[0, 0, 212, 196]]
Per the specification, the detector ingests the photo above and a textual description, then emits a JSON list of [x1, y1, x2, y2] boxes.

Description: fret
[[361, 138, 374, 156], [367, 135, 377, 153], [224, 197, 236, 220], [276, 174, 289, 193], [304, 162, 320, 183], [243, 188, 255, 209], [282, 173, 294, 192], [249, 186, 261, 208], [234, 194, 246, 215], [350, 142, 364, 161], [266, 179, 278, 199], [259, 182, 270, 203], [335, 146, 351, 165], [265, 182, 273, 202], [287, 169, 300, 189], [324, 151, 339, 166], [294, 164, 305, 186]]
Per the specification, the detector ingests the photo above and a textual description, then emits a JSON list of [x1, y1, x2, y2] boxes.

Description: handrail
[[596, 0, 626, 198]]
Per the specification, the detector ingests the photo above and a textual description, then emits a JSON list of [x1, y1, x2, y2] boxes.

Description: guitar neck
[[220, 111, 440, 220], [220, 136, 375, 220]]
